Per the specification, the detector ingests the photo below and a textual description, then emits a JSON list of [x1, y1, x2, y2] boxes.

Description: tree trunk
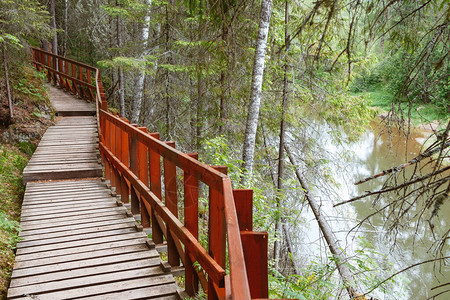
[[117, 12, 125, 117], [50, 0, 58, 55], [219, 23, 228, 134], [273, 1, 290, 270], [164, 1, 172, 137], [196, 71, 205, 149], [130, 0, 151, 124], [63, 0, 68, 56], [285, 144, 358, 299], [240, 0, 273, 186], [2, 43, 13, 120]]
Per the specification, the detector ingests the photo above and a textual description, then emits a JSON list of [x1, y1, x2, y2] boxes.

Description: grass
[[0, 145, 29, 299], [354, 86, 448, 125]]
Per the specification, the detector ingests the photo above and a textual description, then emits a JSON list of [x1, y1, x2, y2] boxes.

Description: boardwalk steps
[[9, 180, 178, 299], [49, 85, 96, 116], [9, 86, 178, 299], [22, 116, 102, 183]]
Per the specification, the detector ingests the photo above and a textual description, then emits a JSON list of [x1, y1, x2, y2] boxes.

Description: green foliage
[[321, 93, 376, 139], [0, 145, 28, 298], [0, 0, 51, 45], [101, 0, 150, 21], [18, 142, 36, 156], [14, 77, 46, 103], [269, 263, 335, 299], [201, 136, 244, 185], [347, 236, 407, 298], [0, 212, 21, 250], [98, 56, 156, 75]]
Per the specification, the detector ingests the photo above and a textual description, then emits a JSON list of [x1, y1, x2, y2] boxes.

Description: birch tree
[[49, 0, 57, 54], [241, 0, 272, 186], [130, 0, 151, 124]]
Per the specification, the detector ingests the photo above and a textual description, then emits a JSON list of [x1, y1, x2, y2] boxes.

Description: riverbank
[[355, 87, 448, 128]]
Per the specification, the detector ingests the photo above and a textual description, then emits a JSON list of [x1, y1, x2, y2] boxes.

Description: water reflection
[[291, 120, 449, 299]]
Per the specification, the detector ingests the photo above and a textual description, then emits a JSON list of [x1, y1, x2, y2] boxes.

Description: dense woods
[[1, 0, 449, 299]]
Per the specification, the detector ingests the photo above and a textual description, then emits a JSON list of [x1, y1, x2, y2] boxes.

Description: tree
[[241, 0, 272, 186], [130, 0, 151, 124], [0, 0, 50, 122]]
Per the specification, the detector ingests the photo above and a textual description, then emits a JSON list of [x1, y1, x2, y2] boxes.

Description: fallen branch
[[335, 165, 450, 207], [285, 143, 359, 299], [354, 141, 450, 185]]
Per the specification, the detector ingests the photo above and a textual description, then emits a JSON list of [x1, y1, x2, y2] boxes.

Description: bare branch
[[355, 141, 450, 185]]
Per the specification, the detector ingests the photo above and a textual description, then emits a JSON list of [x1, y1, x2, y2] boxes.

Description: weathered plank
[[48, 85, 95, 116], [23, 115, 102, 182], [9, 259, 158, 288], [8, 275, 176, 299], [14, 239, 149, 263]]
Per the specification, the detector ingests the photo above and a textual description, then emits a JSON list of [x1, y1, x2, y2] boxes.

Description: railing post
[[58, 58, 64, 87], [138, 127, 150, 228], [78, 65, 84, 98], [164, 142, 180, 267], [129, 127, 140, 215], [184, 152, 199, 296], [149, 133, 163, 244], [104, 118, 111, 182], [208, 166, 227, 299], [233, 189, 268, 298], [110, 121, 117, 189], [64, 60, 70, 91]]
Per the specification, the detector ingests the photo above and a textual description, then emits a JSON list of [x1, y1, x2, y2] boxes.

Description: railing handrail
[[31, 46, 97, 72], [30, 47, 262, 299]]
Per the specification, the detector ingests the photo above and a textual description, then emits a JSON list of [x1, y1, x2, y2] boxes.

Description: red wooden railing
[[31, 47, 269, 299]]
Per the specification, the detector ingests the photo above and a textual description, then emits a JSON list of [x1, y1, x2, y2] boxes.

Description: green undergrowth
[[354, 86, 448, 125], [0, 145, 29, 299]]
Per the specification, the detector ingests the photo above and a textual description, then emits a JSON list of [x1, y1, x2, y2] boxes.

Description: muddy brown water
[[291, 120, 449, 299]]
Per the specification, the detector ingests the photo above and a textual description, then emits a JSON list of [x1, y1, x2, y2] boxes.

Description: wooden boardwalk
[[9, 87, 178, 299], [48, 85, 96, 116], [22, 116, 103, 183]]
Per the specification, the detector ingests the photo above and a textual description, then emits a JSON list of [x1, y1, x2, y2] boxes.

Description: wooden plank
[[22, 195, 113, 206], [13, 246, 157, 275], [16, 231, 147, 255], [24, 183, 105, 193], [81, 284, 179, 300], [22, 192, 109, 202], [8, 275, 175, 300], [20, 215, 134, 233], [20, 208, 126, 225], [17, 227, 138, 248], [23, 168, 103, 183], [26, 179, 102, 187], [20, 202, 116, 217], [24, 162, 101, 171], [22, 194, 113, 206], [9, 263, 167, 297], [14, 239, 149, 263], [21, 201, 115, 213], [19, 222, 135, 242], [10, 258, 158, 288]]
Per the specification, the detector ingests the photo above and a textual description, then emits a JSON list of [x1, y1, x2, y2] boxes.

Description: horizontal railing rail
[[30, 47, 268, 299], [31, 47, 96, 101]]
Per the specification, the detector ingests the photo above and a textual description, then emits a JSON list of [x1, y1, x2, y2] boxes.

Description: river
[[289, 120, 449, 299]]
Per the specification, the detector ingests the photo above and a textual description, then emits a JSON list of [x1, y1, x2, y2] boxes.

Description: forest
[[0, 0, 449, 299]]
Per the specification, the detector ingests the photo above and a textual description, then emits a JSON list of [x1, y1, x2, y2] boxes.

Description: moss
[[0, 145, 29, 299], [0, 65, 50, 298]]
